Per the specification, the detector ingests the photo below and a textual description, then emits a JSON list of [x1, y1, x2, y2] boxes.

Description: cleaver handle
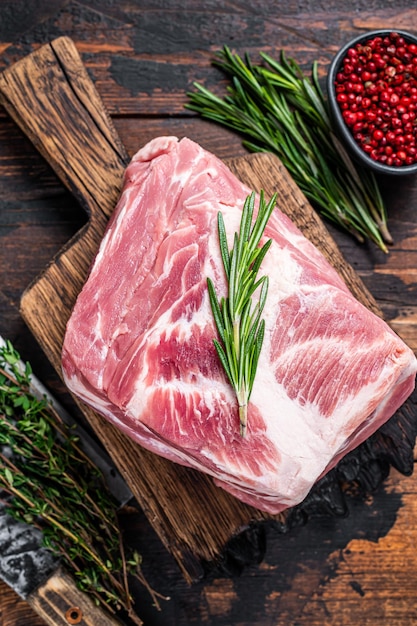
[[26, 566, 123, 626]]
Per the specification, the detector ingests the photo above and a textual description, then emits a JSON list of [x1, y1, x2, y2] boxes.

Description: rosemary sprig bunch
[[186, 46, 392, 253], [0, 339, 165, 624], [208, 190, 276, 436]]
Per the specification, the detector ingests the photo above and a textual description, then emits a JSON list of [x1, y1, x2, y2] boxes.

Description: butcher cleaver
[[0, 336, 133, 626]]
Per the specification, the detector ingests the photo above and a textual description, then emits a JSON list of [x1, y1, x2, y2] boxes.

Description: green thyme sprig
[[208, 190, 276, 436], [0, 339, 167, 624], [186, 46, 391, 253]]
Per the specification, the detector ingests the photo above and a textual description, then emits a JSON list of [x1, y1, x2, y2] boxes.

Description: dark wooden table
[[2, 1, 417, 624]]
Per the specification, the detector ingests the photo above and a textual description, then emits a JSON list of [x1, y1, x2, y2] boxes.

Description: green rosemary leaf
[[217, 212, 231, 276], [208, 190, 276, 436], [244, 289, 266, 355], [257, 275, 269, 312], [249, 320, 266, 398], [207, 277, 226, 344], [228, 232, 239, 318], [249, 192, 277, 248], [251, 238, 272, 277], [213, 339, 233, 384], [235, 273, 267, 317], [238, 192, 255, 256]]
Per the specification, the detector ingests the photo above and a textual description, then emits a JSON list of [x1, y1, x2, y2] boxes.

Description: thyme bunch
[[208, 191, 276, 436], [0, 339, 165, 624], [186, 46, 392, 253]]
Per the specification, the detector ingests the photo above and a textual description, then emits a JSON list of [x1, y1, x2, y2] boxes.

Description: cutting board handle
[[0, 36, 129, 224]]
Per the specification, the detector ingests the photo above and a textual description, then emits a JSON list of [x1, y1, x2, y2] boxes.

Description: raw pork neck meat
[[62, 136, 417, 515]]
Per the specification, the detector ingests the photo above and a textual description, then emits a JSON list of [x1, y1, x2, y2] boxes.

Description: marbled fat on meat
[[61, 136, 417, 514]]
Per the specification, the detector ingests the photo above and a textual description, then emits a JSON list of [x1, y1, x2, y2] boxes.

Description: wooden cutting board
[[0, 36, 410, 583]]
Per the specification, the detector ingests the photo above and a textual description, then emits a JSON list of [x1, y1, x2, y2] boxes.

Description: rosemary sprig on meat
[[208, 190, 276, 436], [0, 339, 166, 624], [186, 46, 391, 253]]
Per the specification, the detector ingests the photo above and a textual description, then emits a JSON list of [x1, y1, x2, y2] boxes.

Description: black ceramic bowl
[[327, 29, 417, 176]]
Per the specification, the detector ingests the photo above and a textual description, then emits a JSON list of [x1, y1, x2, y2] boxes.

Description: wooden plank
[[0, 37, 415, 585], [1, 3, 416, 118], [0, 581, 44, 626]]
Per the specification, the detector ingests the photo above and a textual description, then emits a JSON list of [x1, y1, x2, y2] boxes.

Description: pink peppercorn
[[333, 31, 417, 166]]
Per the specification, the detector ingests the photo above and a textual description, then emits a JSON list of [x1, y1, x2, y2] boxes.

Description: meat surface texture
[[61, 136, 417, 515]]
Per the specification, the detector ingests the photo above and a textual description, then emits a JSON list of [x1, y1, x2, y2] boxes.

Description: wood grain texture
[[1, 3, 417, 624], [0, 579, 44, 626], [0, 36, 414, 589], [0, 36, 128, 218]]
